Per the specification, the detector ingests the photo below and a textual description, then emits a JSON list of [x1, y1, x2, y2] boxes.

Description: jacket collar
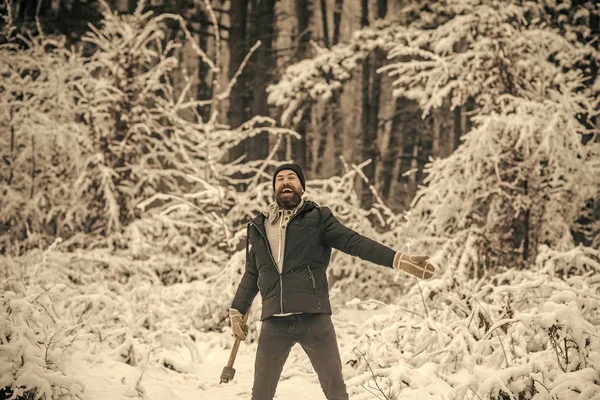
[[251, 199, 317, 228], [262, 198, 305, 224]]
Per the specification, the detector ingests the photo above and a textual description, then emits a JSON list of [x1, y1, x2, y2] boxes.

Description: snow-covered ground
[[67, 333, 322, 399], [64, 305, 453, 399], [66, 308, 376, 400]]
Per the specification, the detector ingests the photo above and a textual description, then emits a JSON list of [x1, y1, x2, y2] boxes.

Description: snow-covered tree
[[0, 12, 89, 252], [0, 1, 300, 256], [269, 0, 600, 272], [383, 0, 600, 271]]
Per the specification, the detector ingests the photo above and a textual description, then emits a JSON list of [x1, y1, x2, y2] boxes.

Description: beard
[[275, 188, 302, 210]]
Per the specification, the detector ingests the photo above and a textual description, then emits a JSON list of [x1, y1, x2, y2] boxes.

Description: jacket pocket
[[306, 265, 316, 294], [257, 275, 278, 299], [257, 275, 263, 296]]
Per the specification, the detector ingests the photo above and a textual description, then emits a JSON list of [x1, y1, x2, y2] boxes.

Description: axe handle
[[226, 305, 252, 368]]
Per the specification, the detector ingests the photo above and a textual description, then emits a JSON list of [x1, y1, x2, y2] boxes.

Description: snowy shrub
[[74, 1, 299, 252], [0, 277, 85, 399], [537, 245, 600, 279], [343, 258, 600, 399], [0, 241, 240, 379]]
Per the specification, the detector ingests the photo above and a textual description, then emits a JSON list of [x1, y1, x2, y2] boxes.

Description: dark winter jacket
[[231, 200, 396, 320]]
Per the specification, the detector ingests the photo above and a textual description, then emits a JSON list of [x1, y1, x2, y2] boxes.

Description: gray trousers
[[252, 313, 349, 400]]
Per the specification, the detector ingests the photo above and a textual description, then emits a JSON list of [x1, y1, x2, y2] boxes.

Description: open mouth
[[281, 188, 293, 194]]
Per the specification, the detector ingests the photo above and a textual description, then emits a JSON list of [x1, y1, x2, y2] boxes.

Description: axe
[[220, 305, 252, 384]]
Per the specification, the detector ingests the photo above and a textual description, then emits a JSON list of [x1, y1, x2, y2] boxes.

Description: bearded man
[[229, 163, 435, 400]]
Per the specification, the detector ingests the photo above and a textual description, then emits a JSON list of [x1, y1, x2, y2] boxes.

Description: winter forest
[[1, 0, 600, 398]]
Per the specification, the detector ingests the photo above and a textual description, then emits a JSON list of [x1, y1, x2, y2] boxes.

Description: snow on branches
[[390, 0, 600, 270], [267, 20, 403, 125], [407, 90, 599, 271], [381, 0, 600, 116], [267, 0, 600, 271], [0, 30, 90, 252], [343, 258, 600, 399], [1, 245, 85, 399], [0, 0, 299, 257]]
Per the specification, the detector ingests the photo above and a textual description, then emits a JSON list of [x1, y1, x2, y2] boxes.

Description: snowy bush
[[0, 27, 90, 253], [343, 255, 600, 399], [0, 268, 85, 399], [0, 241, 236, 379]]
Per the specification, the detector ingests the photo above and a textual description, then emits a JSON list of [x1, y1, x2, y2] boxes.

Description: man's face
[[274, 170, 303, 210]]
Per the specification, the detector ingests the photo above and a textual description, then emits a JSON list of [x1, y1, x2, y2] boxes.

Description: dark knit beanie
[[272, 163, 306, 192]]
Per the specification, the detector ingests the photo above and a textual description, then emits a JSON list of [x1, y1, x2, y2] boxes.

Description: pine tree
[[382, 0, 600, 271]]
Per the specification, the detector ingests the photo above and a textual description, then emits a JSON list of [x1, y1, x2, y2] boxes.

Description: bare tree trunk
[[592, 12, 599, 131], [227, 0, 249, 161], [432, 111, 440, 157], [460, 103, 468, 140], [360, 0, 369, 26], [292, 0, 313, 168], [332, 0, 343, 46], [377, 0, 387, 20], [375, 111, 393, 193], [296, 0, 313, 55], [408, 129, 420, 194], [388, 99, 407, 205], [388, 155, 402, 204], [319, 0, 329, 48], [314, 0, 329, 176], [452, 106, 461, 154], [360, 0, 387, 209], [310, 107, 321, 176], [197, 30, 212, 122], [246, 0, 276, 161], [317, 0, 344, 177], [360, 0, 371, 207]]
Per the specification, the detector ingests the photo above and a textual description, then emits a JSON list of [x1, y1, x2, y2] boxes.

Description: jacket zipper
[[250, 220, 285, 314], [278, 217, 283, 263], [279, 203, 308, 311], [307, 265, 316, 293]]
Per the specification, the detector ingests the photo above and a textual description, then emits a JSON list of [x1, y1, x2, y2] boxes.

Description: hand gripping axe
[[220, 304, 252, 384]]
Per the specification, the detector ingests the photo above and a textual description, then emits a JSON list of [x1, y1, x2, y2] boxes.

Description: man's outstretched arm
[[321, 206, 435, 279]]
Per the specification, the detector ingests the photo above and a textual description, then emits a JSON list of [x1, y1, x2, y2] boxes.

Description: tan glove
[[229, 308, 248, 341], [393, 252, 435, 279]]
